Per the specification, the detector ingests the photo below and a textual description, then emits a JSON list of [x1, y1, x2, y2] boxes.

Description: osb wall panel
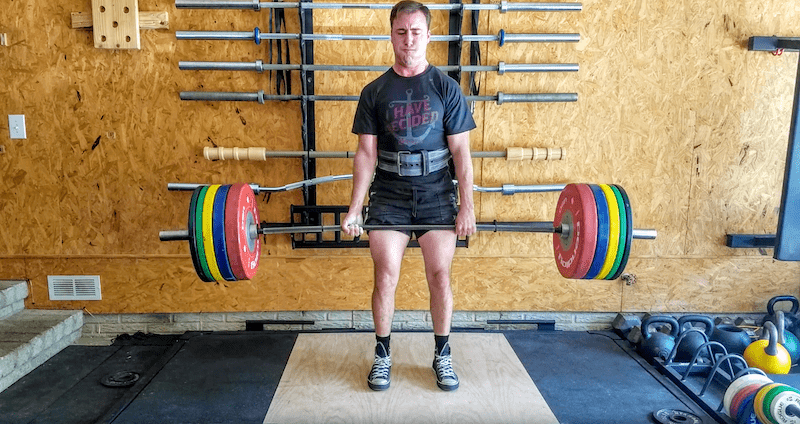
[[621, 258, 800, 312], [1, 0, 798, 315]]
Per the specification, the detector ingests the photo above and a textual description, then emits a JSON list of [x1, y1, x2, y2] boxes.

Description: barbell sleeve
[[178, 60, 579, 74], [180, 90, 577, 104], [203, 146, 564, 161], [175, 0, 583, 12], [175, 29, 580, 45]]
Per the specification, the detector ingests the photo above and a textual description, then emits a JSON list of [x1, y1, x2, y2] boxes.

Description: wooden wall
[[0, 0, 798, 314]]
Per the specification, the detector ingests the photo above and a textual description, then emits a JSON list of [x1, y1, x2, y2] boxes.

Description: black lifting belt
[[377, 149, 451, 177]]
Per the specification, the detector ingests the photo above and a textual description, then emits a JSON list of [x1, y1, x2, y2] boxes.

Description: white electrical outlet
[[9, 115, 26, 139]]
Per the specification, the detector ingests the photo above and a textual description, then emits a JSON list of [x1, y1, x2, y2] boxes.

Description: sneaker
[[432, 343, 459, 391], [368, 344, 391, 391]]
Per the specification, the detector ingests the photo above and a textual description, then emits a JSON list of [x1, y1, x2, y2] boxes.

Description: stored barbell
[[175, 0, 583, 13], [159, 182, 657, 282], [202, 146, 565, 161], [180, 90, 578, 104], [179, 61, 579, 75], [175, 28, 580, 46], [167, 177, 567, 195]]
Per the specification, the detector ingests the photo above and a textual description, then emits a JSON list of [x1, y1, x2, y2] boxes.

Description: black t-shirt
[[352, 65, 476, 153]]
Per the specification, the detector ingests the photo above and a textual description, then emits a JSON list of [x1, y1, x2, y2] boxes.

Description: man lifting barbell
[[158, 1, 658, 397], [341, 0, 476, 392]]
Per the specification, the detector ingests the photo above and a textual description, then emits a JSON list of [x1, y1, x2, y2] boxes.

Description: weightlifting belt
[[376, 148, 451, 177]]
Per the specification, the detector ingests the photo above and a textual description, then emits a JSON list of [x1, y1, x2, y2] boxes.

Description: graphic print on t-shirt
[[386, 89, 440, 148]]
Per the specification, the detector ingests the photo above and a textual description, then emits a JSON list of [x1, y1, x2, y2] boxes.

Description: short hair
[[390, 1, 431, 29]]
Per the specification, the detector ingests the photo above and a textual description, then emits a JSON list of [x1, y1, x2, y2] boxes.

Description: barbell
[[180, 90, 578, 104], [202, 146, 565, 161], [159, 182, 657, 282], [175, 0, 583, 13], [179, 61, 580, 75], [175, 28, 580, 46]]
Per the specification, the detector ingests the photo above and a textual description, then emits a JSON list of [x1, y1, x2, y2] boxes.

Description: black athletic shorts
[[365, 169, 459, 239]]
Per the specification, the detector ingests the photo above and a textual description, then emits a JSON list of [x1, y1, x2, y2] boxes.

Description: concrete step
[[0, 309, 83, 393], [0, 281, 28, 320]]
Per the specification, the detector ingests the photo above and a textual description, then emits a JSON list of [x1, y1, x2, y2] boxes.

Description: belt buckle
[[397, 150, 412, 177]]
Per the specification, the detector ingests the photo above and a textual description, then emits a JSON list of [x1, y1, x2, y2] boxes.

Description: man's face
[[390, 10, 431, 68]]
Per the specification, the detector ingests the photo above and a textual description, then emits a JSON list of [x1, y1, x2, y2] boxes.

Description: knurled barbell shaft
[[159, 224, 658, 241], [203, 146, 565, 161], [178, 61, 580, 74], [175, 0, 583, 12]]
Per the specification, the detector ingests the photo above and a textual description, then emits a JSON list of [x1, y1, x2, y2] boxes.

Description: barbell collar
[[176, 0, 582, 12], [179, 60, 579, 74]]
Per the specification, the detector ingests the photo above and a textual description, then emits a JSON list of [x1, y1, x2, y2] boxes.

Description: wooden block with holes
[[92, 0, 140, 50]]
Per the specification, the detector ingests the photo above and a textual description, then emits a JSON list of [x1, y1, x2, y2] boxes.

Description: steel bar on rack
[[179, 90, 578, 103], [167, 180, 568, 195], [175, 29, 580, 45], [202, 146, 565, 161], [178, 60, 579, 74], [175, 0, 583, 12]]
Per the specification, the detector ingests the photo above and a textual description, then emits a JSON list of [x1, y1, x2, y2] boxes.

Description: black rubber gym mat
[[0, 342, 174, 424], [503, 330, 714, 424], [110, 331, 297, 424]]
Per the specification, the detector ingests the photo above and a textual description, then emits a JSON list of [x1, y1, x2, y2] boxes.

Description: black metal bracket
[[299, 0, 317, 207], [446, 0, 464, 83], [726, 37, 800, 260], [748, 36, 800, 52], [289, 205, 469, 249]]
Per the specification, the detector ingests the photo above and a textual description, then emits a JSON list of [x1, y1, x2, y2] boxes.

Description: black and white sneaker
[[368, 344, 391, 391], [432, 343, 459, 391]]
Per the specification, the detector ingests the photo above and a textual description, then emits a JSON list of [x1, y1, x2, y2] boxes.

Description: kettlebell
[[674, 315, 714, 362], [743, 321, 791, 374], [762, 295, 800, 334], [639, 316, 679, 361], [776, 310, 800, 365], [710, 321, 752, 356]]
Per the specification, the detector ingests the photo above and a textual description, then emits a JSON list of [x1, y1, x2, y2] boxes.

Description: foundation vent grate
[[48, 275, 102, 300]]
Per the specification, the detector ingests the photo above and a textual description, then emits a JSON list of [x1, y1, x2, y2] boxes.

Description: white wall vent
[[47, 275, 102, 301]]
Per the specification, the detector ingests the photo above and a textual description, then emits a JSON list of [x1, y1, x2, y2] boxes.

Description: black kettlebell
[[639, 316, 679, 361], [762, 295, 800, 334], [674, 315, 714, 362], [710, 321, 752, 356]]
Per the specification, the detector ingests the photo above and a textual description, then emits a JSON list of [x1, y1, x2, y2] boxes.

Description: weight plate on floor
[[652, 409, 702, 424], [737, 396, 757, 424], [194, 186, 214, 281], [225, 183, 261, 280], [202, 185, 225, 281], [756, 384, 783, 424], [606, 185, 627, 279], [212, 185, 237, 281], [769, 389, 800, 424], [609, 184, 634, 280], [731, 383, 765, 421], [100, 371, 141, 388], [553, 183, 597, 279], [725, 374, 772, 416], [188, 187, 213, 282], [583, 184, 609, 279], [764, 385, 799, 424], [596, 184, 620, 279]]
